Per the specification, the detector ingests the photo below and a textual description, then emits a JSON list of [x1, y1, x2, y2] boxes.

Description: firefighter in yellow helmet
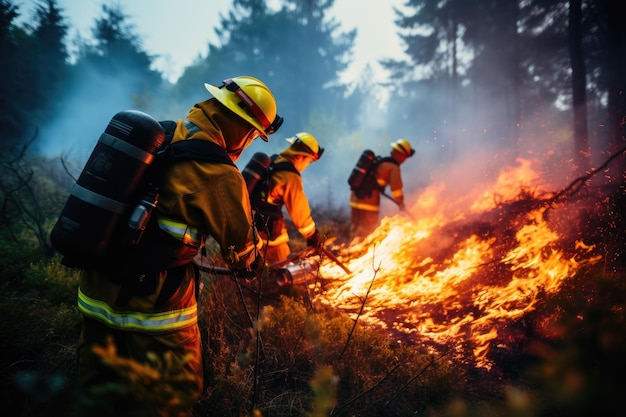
[[76, 76, 282, 416], [249, 132, 324, 265], [349, 139, 415, 241]]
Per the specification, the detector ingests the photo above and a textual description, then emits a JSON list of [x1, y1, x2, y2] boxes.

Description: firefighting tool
[[319, 246, 352, 274], [196, 259, 319, 288], [194, 255, 320, 288], [274, 240, 351, 275], [204, 76, 283, 141], [195, 240, 350, 287], [50, 110, 234, 269], [274, 258, 320, 287], [390, 138, 415, 157], [285, 132, 324, 160], [380, 190, 416, 221]]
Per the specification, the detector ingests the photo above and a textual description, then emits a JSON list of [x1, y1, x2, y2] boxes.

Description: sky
[[16, 0, 406, 84]]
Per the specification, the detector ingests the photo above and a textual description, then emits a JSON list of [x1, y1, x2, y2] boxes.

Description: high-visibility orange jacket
[[260, 154, 316, 246]]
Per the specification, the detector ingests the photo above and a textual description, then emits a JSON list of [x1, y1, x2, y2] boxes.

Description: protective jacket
[[350, 156, 403, 212], [157, 101, 258, 268], [255, 154, 316, 246]]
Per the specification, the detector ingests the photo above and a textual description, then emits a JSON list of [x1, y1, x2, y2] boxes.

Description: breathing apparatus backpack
[[348, 150, 400, 199], [50, 109, 233, 269], [348, 149, 381, 199], [242, 152, 299, 239]]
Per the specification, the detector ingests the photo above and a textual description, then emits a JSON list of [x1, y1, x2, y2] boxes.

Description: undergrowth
[[1, 156, 624, 416]]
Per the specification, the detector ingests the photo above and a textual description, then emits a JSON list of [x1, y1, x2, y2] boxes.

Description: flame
[[316, 158, 602, 369]]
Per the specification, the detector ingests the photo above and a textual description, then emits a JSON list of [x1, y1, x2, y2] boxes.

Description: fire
[[315, 158, 602, 369]]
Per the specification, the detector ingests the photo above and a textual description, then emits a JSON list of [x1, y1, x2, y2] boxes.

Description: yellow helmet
[[391, 138, 415, 157], [286, 132, 324, 160], [204, 76, 283, 141]]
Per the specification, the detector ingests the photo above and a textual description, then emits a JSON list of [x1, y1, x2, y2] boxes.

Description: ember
[[315, 158, 603, 369]]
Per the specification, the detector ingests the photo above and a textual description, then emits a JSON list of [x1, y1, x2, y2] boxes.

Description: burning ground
[[310, 157, 622, 371]]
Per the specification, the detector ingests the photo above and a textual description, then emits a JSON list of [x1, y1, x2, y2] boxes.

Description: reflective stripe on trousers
[[349, 200, 380, 212], [77, 288, 197, 333]]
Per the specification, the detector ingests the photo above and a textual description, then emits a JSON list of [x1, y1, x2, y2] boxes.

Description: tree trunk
[[606, 0, 626, 178], [568, 0, 589, 175]]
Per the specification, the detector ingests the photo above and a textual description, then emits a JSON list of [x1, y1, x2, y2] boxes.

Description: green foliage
[[71, 337, 198, 417], [0, 255, 80, 417], [194, 279, 469, 417]]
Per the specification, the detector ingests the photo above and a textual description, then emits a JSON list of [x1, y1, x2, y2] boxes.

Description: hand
[[306, 229, 322, 250], [398, 201, 406, 211]]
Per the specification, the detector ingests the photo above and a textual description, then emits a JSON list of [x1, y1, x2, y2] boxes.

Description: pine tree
[[173, 0, 356, 134]]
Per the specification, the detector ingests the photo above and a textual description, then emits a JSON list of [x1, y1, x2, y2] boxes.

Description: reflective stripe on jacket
[[157, 215, 203, 247], [77, 287, 197, 333]]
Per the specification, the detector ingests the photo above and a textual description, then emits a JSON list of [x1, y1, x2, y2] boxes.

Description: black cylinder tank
[[242, 152, 272, 195], [50, 110, 165, 267], [347, 149, 376, 190]]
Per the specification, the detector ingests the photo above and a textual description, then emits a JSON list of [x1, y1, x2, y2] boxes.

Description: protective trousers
[[350, 207, 380, 241], [77, 266, 203, 417]]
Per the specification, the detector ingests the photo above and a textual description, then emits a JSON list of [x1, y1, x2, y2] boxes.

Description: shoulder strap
[[157, 120, 234, 167], [159, 120, 177, 143], [167, 139, 235, 166], [379, 156, 399, 166], [270, 159, 300, 176]]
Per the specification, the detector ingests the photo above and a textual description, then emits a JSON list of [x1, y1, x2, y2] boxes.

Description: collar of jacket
[[177, 99, 253, 156]]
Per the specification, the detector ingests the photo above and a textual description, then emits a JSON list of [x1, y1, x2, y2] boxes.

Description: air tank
[[50, 110, 165, 268]]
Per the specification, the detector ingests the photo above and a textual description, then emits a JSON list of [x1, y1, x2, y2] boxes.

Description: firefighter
[[76, 76, 282, 416], [250, 132, 324, 265], [349, 139, 415, 241]]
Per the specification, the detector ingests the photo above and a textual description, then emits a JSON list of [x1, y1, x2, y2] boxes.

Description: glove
[[306, 229, 321, 250]]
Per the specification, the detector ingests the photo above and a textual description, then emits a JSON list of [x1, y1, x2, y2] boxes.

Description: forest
[[1, 0, 625, 416]]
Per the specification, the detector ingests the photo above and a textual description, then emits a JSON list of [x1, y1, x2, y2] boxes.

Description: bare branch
[[338, 244, 381, 360]]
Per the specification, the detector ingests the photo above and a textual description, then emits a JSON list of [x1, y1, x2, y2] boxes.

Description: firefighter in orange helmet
[[349, 139, 415, 241], [250, 132, 324, 265], [76, 76, 282, 416]]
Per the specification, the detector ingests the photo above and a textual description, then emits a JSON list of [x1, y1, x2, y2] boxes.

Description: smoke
[[34, 65, 147, 165], [35, 54, 584, 224]]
